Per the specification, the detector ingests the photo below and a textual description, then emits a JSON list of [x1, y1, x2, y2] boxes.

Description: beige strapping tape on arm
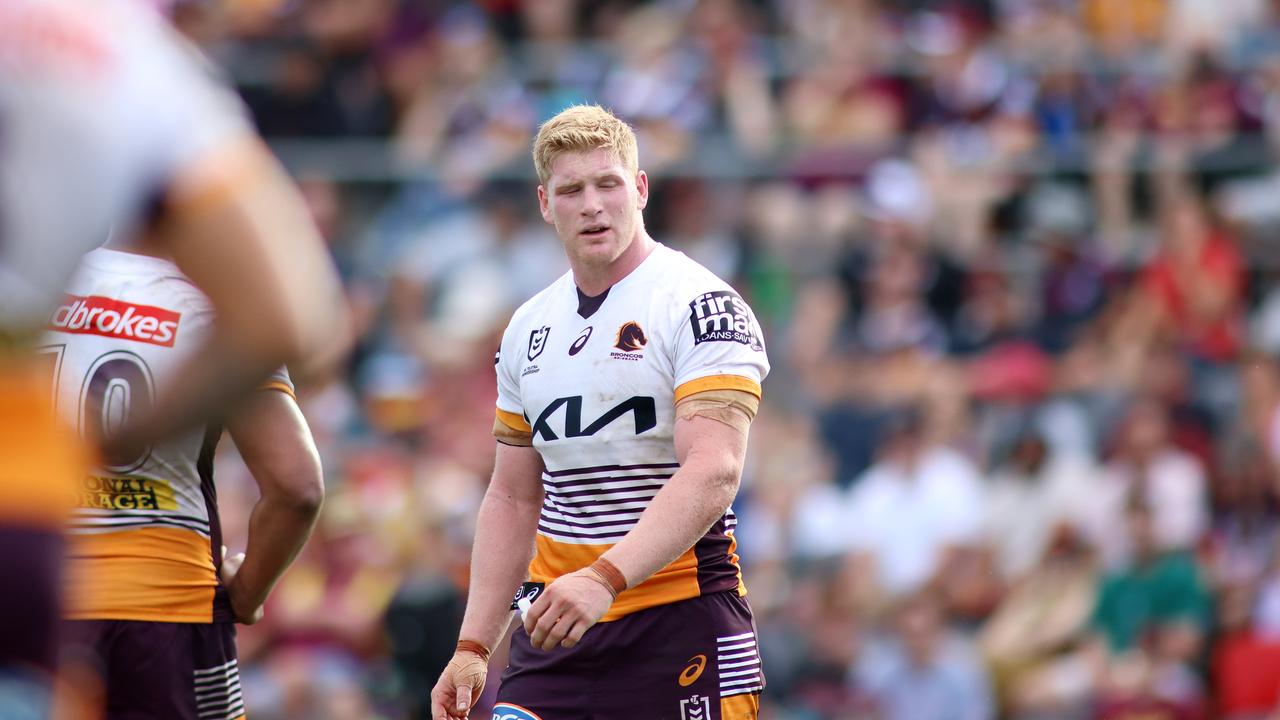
[[675, 388, 760, 433]]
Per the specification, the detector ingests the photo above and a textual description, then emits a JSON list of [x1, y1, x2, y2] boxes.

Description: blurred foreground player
[[0, 0, 348, 713], [432, 105, 769, 720], [47, 237, 325, 719]]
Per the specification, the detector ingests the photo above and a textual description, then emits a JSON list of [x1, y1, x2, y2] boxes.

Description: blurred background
[[175, 0, 1280, 717]]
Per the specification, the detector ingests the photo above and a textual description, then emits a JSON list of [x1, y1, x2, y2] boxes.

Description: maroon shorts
[[0, 527, 63, 717], [494, 591, 763, 720], [62, 619, 244, 720]]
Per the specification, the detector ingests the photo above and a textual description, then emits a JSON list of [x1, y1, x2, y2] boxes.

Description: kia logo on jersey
[[527, 326, 550, 360], [49, 295, 180, 347], [530, 395, 657, 441], [568, 326, 592, 356]]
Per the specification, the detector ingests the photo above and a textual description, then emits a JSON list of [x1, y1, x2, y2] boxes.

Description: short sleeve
[[494, 321, 529, 432], [671, 287, 770, 402], [118, 13, 256, 214], [0, 1, 255, 327], [259, 366, 295, 399]]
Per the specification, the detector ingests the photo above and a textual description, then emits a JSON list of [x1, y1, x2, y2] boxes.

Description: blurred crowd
[[166, 0, 1280, 717]]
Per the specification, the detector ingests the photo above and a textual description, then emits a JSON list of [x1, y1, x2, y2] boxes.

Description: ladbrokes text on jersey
[[50, 295, 180, 347]]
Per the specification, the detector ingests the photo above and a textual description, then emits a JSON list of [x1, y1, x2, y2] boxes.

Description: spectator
[[983, 430, 1100, 582], [842, 410, 987, 609], [1141, 194, 1246, 364], [855, 591, 994, 720], [1085, 399, 1210, 569], [1091, 497, 1212, 717]]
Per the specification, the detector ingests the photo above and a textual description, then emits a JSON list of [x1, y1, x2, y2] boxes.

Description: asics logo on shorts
[[679, 654, 707, 687]]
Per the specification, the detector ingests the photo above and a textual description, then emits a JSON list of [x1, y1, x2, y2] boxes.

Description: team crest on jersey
[[492, 703, 543, 720], [527, 326, 550, 361], [613, 321, 647, 353], [688, 290, 763, 351]]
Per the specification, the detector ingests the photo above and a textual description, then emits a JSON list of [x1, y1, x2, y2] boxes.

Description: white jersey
[[0, 0, 251, 332], [42, 248, 293, 623], [495, 243, 769, 620]]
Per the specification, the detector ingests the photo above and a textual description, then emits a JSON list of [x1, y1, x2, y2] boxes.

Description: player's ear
[[537, 184, 553, 223], [635, 170, 649, 211]]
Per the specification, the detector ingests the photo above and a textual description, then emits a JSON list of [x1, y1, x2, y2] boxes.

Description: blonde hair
[[532, 104, 638, 184]]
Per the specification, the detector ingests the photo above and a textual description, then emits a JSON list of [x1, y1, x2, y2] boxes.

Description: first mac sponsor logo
[[50, 295, 180, 347], [688, 290, 763, 351]]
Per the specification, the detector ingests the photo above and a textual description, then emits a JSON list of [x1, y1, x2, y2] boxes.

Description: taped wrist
[[584, 557, 628, 599], [446, 641, 490, 698], [456, 639, 491, 662]]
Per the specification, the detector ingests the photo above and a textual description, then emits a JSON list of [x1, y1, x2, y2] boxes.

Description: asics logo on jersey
[[689, 290, 762, 351], [568, 326, 593, 356], [530, 395, 657, 441], [613, 321, 647, 352], [50, 295, 180, 347]]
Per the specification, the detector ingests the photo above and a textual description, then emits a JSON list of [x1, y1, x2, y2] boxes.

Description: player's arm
[[523, 389, 756, 652], [219, 385, 324, 625], [431, 439, 545, 720], [604, 401, 748, 580], [105, 143, 350, 456]]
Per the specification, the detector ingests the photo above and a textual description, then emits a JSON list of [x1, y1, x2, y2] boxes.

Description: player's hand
[[523, 569, 614, 651], [219, 546, 265, 625], [430, 648, 489, 720]]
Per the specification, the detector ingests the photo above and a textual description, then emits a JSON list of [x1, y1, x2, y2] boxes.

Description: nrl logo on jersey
[[688, 290, 763, 351], [527, 326, 550, 361], [679, 695, 711, 720]]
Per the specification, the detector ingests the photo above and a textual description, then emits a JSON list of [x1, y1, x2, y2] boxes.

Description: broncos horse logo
[[614, 321, 648, 352]]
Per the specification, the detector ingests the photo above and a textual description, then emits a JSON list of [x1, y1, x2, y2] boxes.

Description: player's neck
[[572, 233, 656, 297]]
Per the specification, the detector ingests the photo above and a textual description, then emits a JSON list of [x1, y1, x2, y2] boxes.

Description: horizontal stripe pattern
[[717, 631, 764, 698], [194, 659, 245, 720], [537, 462, 679, 545], [527, 536, 703, 621], [68, 509, 211, 536]]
